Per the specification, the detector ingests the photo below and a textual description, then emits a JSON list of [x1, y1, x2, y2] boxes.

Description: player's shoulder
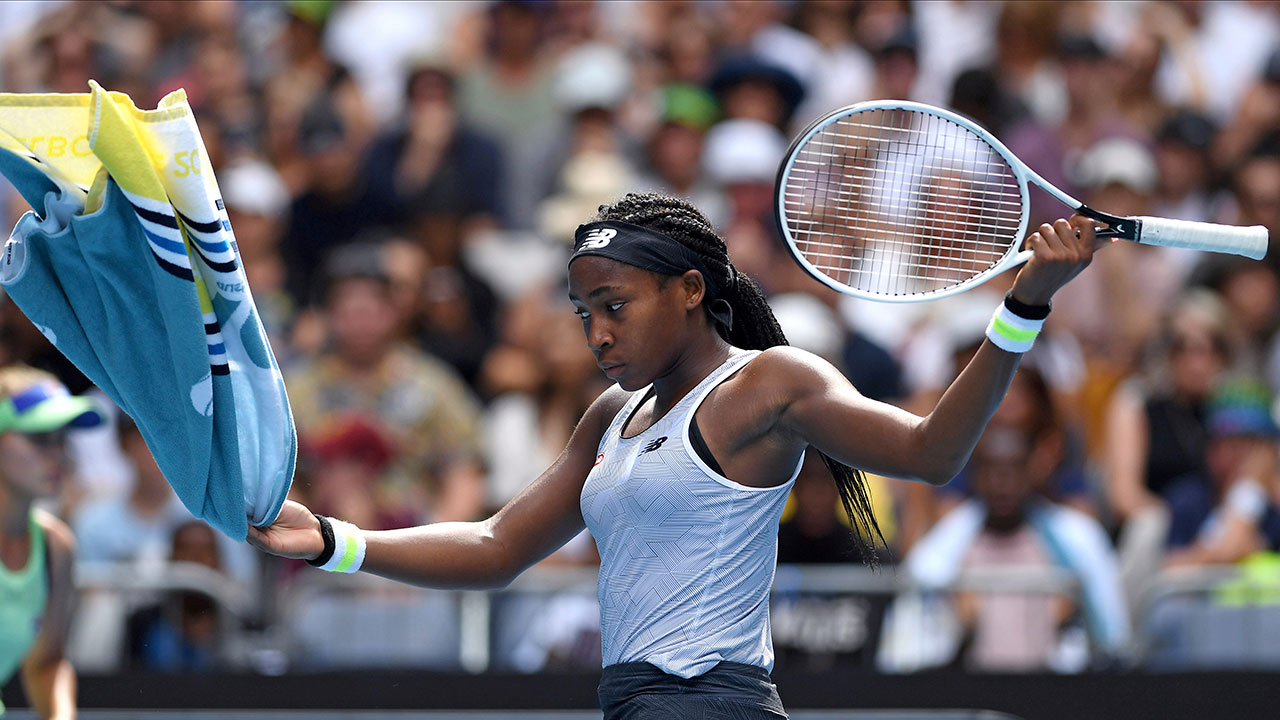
[[571, 383, 632, 439], [742, 345, 838, 384], [587, 383, 633, 420]]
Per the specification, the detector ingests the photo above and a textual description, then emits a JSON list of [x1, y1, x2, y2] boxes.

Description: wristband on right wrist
[[305, 513, 366, 573], [987, 296, 1048, 354]]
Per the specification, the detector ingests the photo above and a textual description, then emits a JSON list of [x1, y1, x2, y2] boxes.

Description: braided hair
[[594, 192, 887, 565]]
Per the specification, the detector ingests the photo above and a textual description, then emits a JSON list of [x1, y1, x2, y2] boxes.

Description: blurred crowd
[[1, 0, 1280, 676]]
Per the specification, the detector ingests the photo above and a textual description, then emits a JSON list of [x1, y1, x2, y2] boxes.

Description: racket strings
[[781, 107, 1024, 297]]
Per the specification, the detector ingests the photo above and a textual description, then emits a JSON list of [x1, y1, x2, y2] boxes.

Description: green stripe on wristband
[[334, 532, 359, 573], [992, 316, 1039, 343]]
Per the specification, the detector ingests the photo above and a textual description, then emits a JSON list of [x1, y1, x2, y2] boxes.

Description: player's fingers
[[1024, 230, 1045, 252], [1053, 218, 1087, 257], [1068, 214, 1100, 248], [1037, 221, 1069, 254]]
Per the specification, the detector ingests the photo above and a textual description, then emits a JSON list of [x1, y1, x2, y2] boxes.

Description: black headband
[[569, 220, 734, 331]]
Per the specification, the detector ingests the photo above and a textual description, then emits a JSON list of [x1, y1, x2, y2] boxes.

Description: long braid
[[594, 192, 888, 565]]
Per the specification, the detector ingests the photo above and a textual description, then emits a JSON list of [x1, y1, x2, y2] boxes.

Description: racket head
[[775, 100, 1033, 302]]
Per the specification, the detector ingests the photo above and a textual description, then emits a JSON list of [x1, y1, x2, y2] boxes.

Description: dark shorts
[[598, 661, 789, 720]]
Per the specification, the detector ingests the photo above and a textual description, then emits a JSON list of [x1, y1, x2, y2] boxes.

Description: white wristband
[[986, 301, 1047, 354], [320, 518, 366, 573], [1225, 478, 1267, 523]]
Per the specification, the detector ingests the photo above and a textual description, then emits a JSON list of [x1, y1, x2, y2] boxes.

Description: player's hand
[[247, 499, 324, 560], [1011, 215, 1105, 306]]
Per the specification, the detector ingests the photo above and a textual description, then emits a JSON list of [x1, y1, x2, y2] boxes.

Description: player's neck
[[649, 332, 734, 414]]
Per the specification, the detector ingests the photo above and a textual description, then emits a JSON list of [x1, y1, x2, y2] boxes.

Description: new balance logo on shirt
[[642, 437, 667, 453]]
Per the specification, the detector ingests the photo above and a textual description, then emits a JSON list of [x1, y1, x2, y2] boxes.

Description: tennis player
[[250, 193, 1100, 717], [0, 367, 103, 719]]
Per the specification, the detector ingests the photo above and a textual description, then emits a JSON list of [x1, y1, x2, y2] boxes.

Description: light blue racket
[[775, 100, 1269, 302]]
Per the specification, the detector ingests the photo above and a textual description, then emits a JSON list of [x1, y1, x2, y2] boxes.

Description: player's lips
[[599, 363, 624, 378]]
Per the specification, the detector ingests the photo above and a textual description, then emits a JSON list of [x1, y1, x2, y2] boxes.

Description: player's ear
[[680, 270, 707, 309]]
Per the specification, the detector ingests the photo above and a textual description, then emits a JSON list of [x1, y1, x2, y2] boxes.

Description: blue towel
[[0, 83, 294, 541]]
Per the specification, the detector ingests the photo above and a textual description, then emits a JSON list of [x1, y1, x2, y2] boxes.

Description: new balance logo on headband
[[578, 228, 617, 251]]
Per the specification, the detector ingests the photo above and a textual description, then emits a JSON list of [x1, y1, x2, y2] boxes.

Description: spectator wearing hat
[[1165, 378, 1280, 567], [1153, 109, 1221, 227], [700, 118, 789, 288], [1054, 136, 1182, 376], [635, 84, 727, 229], [0, 366, 105, 718], [295, 414, 410, 531], [260, 0, 376, 195], [527, 42, 643, 239], [219, 158, 301, 360], [1054, 33, 1144, 159], [708, 54, 805, 131], [285, 243, 488, 526], [283, 101, 397, 310], [870, 23, 920, 102], [124, 520, 232, 672]]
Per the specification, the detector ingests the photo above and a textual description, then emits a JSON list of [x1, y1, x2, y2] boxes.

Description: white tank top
[[581, 350, 802, 678]]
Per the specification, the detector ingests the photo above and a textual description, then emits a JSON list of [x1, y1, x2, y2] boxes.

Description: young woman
[[250, 193, 1100, 717], [0, 366, 103, 719]]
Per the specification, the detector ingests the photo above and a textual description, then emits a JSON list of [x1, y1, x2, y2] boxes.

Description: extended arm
[[249, 386, 625, 589], [776, 217, 1101, 485], [22, 513, 77, 720]]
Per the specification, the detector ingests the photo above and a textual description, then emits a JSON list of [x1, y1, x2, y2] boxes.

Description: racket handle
[[1136, 216, 1269, 260]]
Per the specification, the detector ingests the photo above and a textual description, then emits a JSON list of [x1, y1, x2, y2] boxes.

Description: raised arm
[[775, 217, 1102, 485], [249, 386, 628, 589]]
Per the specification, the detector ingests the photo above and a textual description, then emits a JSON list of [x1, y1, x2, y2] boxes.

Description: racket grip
[[1136, 216, 1269, 260]]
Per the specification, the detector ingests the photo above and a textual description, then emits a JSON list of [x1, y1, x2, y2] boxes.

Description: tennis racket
[[774, 100, 1269, 302]]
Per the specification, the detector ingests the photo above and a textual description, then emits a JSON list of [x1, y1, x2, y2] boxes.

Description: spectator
[[402, 203, 503, 391], [481, 283, 609, 509], [125, 521, 229, 672], [939, 365, 1095, 519], [700, 118, 789, 287], [1164, 378, 1280, 566], [708, 54, 805, 131], [896, 422, 1129, 672], [635, 84, 725, 228], [73, 415, 258, 587], [455, 0, 559, 229], [285, 245, 487, 525], [294, 414, 408, 532], [73, 414, 193, 568], [363, 63, 507, 229], [1152, 109, 1222, 226], [869, 24, 920, 103], [1104, 291, 1237, 525], [220, 158, 299, 359], [1229, 135, 1280, 273], [1055, 136, 1175, 377], [0, 366, 102, 718], [778, 449, 891, 565], [1103, 290, 1236, 616], [281, 101, 393, 309]]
